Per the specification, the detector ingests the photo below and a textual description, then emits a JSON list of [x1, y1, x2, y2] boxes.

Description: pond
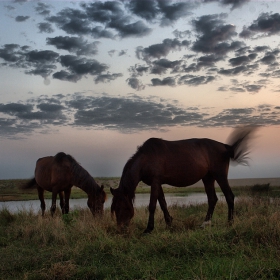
[[0, 192, 225, 214]]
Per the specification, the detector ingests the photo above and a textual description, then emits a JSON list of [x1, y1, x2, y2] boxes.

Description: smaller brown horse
[[110, 126, 258, 233], [22, 152, 106, 216]]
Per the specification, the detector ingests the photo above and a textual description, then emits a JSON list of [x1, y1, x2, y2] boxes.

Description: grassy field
[[1, 195, 280, 279], [1, 177, 280, 201]]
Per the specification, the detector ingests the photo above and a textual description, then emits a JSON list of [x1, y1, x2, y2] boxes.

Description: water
[[0, 193, 225, 214]]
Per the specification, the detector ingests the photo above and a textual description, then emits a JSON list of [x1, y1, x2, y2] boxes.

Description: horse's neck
[[76, 177, 98, 194], [72, 166, 98, 194], [120, 157, 141, 197]]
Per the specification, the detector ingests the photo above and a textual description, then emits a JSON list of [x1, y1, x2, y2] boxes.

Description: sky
[[0, 0, 280, 180]]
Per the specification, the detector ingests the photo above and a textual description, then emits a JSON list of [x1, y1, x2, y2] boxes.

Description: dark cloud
[[178, 75, 215, 86], [0, 44, 22, 62], [35, 2, 51, 16], [151, 77, 176, 86], [127, 0, 198, 26], [128, 64, 149, 77], [240, 13, 280, 39], [47, 2, 151, 39], [126, 77, 145, 90], [94, 73, 123, 84], [218, 65, 248, 76], [126, 0, 159, 22], [259, 53, 276, 65], [15, 15, 29, 22], [191, 14, 242, 55], [0, 45, 60, 78], [59, 55, 108, 75], [150, 58, 182, 75], [46, 36, 99, 56], [136, 38, 189, 61], [244, 84, 263, 93], [38, 22, 54, 33], [218, 0, 250, 10], [1, 93, 280, 138], [228, 54, 257, 67], [157, 0, 199, 26], [52, 70, 81, 83]]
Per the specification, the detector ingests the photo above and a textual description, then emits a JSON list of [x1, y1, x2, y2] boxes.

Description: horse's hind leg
[[37, 186, 46, 216], [59, 192, 65, 214], [158, 186, 172, 228], [202, 174, 218, 227], [215, 176, 234, 223]]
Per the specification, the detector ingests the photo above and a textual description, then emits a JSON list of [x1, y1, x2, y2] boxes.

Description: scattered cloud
[[1, 93, 280, 138]]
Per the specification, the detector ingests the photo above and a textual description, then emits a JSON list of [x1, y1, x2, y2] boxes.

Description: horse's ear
[[101, 184, 104, 191], [110, 187, 116, 195]]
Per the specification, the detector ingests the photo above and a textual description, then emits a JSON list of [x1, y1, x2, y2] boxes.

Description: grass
[[1, 178, 280, 202], [1, 196, 280, 279]]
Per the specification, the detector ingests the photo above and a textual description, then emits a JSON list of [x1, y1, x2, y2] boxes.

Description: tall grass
[[1, 196, 280, 279]]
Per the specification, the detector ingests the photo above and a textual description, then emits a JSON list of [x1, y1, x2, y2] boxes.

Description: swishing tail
[[20, 178, 37, 189], [226, 125, 259, 166]]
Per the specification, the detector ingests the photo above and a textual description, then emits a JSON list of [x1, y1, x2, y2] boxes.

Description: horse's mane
[[120, 138, 165, 200], [54, 152, 98, 194]]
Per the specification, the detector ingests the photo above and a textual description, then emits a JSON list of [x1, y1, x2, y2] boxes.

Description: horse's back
[[139, 138, 230, 186], [35, 155, 72, 191]]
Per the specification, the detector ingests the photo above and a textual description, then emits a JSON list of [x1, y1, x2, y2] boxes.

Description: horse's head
[[110, 187, 134, 229], [87, 185, 106, 216]]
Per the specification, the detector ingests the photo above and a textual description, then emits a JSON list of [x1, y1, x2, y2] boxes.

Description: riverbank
[[1, 196, 280, 279], [1, 177, 280, 201]]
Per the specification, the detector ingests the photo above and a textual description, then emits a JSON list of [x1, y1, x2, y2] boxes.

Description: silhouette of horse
[[22, 152, 106, 216], [111, 126, 258, 233]]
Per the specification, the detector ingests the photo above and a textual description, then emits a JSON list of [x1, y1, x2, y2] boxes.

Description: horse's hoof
[[200, 220, 212, 228], [143, 229, 152, 234]]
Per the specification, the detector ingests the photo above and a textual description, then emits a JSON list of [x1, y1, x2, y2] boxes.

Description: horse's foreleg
[[144, 182, 160, 234], [59, 192, 65, 214], [64, 188, 71, 214], [202, 174, 218, 227], [37, 186, 46, 216], [216, 176, 234, 223], [50, 191, 58, 217], [158, 186, 172, 228]]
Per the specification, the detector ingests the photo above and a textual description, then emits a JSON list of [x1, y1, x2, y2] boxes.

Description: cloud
[[150, 58, 182, 75], [127, 0, 198, 26], [136, 38, 189, 61], [35, 2, 51, 16], [47, 1, 151, 39], [191, 14, 242, 55], [217, 0, 250, 10], [151, 77, 176, 86], [178, 75, 215, 86], [15, 15, 29, 22], [38, 22, 54, 33], [240, 13, 280, 39], [46, 36, 99, 56], [59, 55, 108, 75], [126, 77, 145, 90], [1, 93, 280, 138], [94, 73, 123, 84]]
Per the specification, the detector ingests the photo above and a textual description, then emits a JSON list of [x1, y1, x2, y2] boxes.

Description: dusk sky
[[0, 0, 280, 180]]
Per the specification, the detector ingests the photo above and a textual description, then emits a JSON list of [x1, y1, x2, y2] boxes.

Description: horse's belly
[[163, 167, 207, 187], [164, 175, 201, 187]]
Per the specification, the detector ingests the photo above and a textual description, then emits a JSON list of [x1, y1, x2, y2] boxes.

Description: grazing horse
[[110, 126, 258, 233], [22, 152, 106, 216]]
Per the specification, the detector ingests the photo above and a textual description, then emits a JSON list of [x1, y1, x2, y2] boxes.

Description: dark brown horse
[[22, 152, 106, 216], [110, 126, 258, 233]]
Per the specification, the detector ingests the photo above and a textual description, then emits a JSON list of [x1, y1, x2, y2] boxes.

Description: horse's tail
[[226, 125, 259, 166], [20, 178, 37, 189]]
